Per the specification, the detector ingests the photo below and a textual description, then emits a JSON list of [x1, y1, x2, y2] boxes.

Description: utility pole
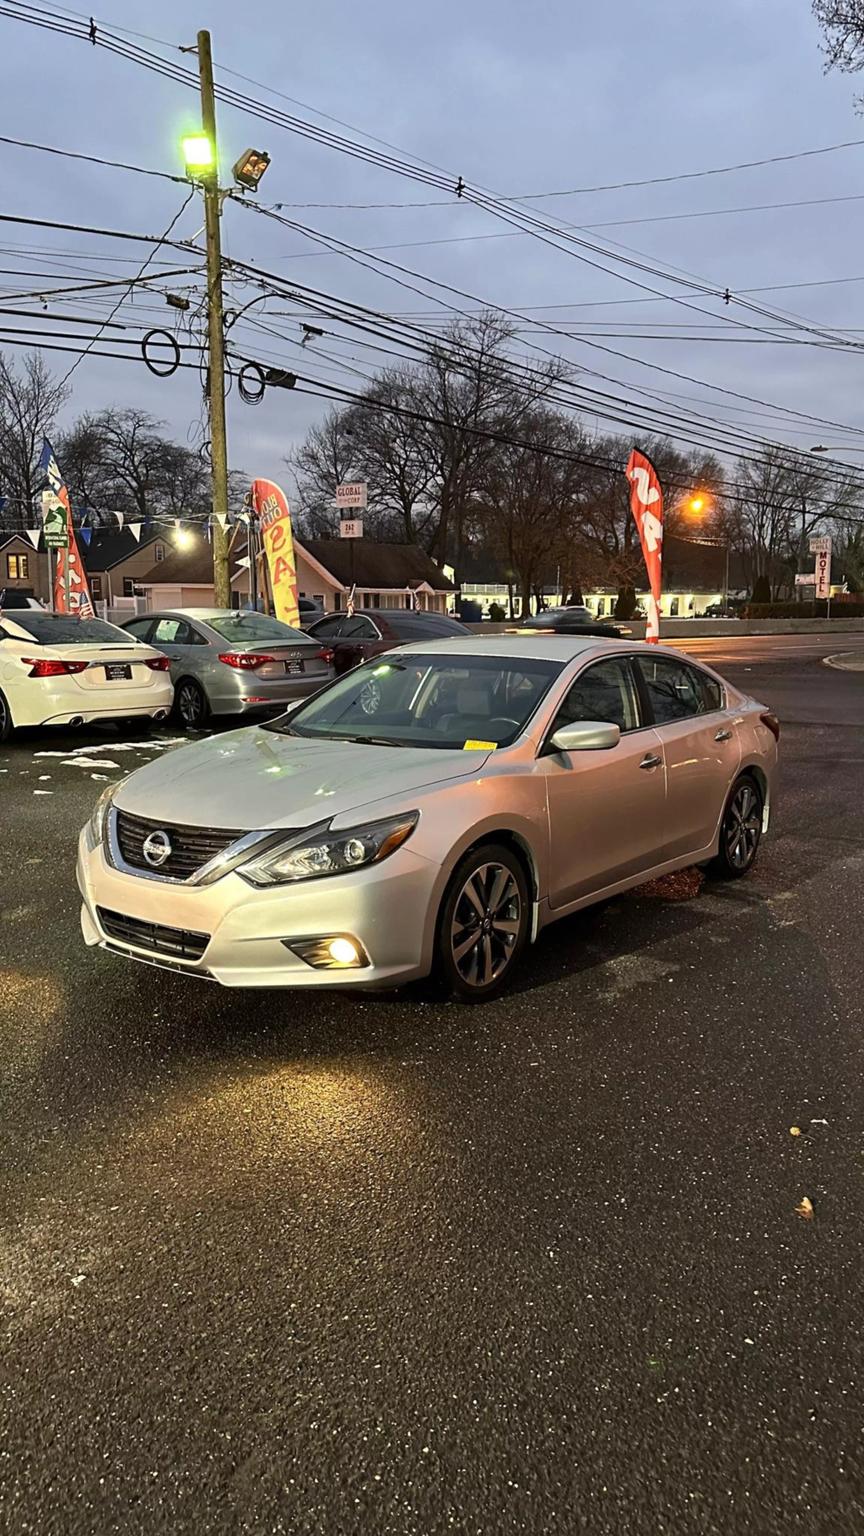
[[196, 29, 230, 606]]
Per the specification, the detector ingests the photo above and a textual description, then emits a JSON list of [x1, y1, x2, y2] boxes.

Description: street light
[[810, 444, 864, 454], [182, 133, 215, 179], [678, 491, 731, 616]]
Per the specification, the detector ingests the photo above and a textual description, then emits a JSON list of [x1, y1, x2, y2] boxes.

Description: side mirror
[[548, 720, 621, 754], [277, 698, 304, 718]]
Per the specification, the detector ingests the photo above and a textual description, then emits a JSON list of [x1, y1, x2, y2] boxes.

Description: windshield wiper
[[341, 734, 410, 747]]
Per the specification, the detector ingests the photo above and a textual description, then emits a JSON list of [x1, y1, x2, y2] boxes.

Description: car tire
[[435, 841, 530, 1002], [174, 677, 210, 729], [0, 688, 13, 743], [708, 774, 763, 880]]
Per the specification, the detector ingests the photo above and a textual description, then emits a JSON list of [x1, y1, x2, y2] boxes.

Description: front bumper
[[77, 829, 439, 988]]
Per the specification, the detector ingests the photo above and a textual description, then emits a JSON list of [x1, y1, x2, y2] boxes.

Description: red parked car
[[304, 608, 473, 674]]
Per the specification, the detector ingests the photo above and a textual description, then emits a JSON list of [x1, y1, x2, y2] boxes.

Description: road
[[2, 633, 863, 1535]]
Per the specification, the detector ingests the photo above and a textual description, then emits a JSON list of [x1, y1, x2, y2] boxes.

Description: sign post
[[335, 481, 367, 511], [810, 535, 832, 619], [338, 509, 363, 610]]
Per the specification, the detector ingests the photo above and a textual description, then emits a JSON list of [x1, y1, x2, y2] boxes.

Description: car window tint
[[309, 616, 344, 638], [0, 613, 131, 644], [637, 656, 714, 723], [206, 613, 307, 643], [185, 626, 210, 646], [340, 617, 377, 638], [553, 657, 640, 733], [387, 613, 468, 638], [700, 673, 723, 711], [124, 619, 154, 640]]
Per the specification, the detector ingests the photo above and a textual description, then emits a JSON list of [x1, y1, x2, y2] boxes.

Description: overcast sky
[[4, 0, 864, 490]]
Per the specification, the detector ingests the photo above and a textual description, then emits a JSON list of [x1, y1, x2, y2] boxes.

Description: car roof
[[379, 635, 638, 661], [138, 608, 252, 620]]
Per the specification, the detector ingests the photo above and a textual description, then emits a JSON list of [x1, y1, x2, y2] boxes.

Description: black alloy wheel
[[710, 775, 763, 879], [0, 688, 11, 743], [175, 677, 210, 729], [437, 842, 530, 1001]]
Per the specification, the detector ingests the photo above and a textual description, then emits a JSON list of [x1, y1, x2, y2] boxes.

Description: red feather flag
[[625, 449, 664, 644]]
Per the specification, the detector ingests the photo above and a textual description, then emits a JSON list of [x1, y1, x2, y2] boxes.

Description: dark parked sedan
[[519, 606, 627, 639], [304, 607, 473, 674]]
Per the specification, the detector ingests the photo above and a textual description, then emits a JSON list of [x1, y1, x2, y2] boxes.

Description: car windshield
[[205, 612, 310, 644], [272, 651, 564, 749], [0, 613, 135, 645]]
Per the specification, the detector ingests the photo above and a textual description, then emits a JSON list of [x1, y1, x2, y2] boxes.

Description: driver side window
[[551, 657, 641, 734]]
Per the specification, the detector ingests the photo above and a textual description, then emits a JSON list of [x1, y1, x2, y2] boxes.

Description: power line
[[55, 189, 195, 388], [229, 200, 864, 443], [9, 5, 859, 359], [509, 137, 864, 199], [28, 3, 864, 208], [0, 132, 186, 182]]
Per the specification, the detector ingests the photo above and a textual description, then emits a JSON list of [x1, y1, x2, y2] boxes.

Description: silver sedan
[[122, 608, 334, 726], [77, 637, 779, 1001]]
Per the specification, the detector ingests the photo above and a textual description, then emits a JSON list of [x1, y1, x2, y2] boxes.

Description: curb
[[823, 653, 864, 673]]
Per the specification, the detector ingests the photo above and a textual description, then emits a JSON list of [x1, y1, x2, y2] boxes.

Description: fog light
[[284, 934, 371, 970], [328, 937, 359, 964]]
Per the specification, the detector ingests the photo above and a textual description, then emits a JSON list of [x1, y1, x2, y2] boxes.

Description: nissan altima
[[77, 638, 779, 1000]]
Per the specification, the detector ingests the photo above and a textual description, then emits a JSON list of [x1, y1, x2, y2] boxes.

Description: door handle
[[714, 728, 733, 742], [640, 752, 662, 770]]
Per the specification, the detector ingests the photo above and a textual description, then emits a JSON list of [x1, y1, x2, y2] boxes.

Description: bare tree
[[413, 313, 570, 565], [60, 407, 249, 525], [289, 409, 361, 538], [0, 351, 69, 529], [477, 410, 592, 617], [813, 3, 864, 78]]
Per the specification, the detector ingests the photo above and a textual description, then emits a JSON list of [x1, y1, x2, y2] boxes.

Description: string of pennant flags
[[18, 508, 239, 552]]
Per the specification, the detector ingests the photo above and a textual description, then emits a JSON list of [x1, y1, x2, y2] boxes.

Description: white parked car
[[0, 610, 174, 740]]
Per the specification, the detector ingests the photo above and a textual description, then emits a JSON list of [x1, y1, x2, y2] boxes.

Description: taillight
[[22, 657, 88, 677], [145, 656, 171, 672], [760, 711, 781, 741], [218, 651, 276, 670], [316, 647, 335, 664]]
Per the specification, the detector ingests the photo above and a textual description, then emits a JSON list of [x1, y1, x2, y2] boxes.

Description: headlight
[[238, 812, 419, 887], [83, 779, 125, 852]]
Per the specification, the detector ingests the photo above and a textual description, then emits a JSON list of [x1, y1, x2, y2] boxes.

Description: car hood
[[114, 727, 490, 830]]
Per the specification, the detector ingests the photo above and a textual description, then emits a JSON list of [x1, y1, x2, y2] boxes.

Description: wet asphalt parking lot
[[1, 633, 864, 1535]]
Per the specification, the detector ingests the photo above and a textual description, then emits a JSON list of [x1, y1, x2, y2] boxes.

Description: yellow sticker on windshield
[[463, 739, 496, 751]]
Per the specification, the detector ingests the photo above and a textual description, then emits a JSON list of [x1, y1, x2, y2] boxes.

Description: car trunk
[[233, 640, 331, 681], [44, 645, 166, 694]]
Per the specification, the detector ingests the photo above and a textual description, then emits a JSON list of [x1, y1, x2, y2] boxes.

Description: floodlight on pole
[[182, 133, 215, 178], [232, 148, 271, 191]]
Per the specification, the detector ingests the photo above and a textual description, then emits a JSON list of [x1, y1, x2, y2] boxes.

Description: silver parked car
[[122, 608, 335, 726], [78, 638, 779, 1001]]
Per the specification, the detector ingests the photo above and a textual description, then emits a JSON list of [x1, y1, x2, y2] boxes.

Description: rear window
[[387, 613, 469, 639], [0, 614, 134, 645], [205, 613, 310, 644]]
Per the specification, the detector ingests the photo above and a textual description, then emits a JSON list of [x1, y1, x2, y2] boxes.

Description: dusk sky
[[4, 0, 864, 488]]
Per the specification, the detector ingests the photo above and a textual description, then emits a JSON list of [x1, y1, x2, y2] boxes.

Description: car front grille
[[114, 809, 243, 880], [97, 906, 210, 961]]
